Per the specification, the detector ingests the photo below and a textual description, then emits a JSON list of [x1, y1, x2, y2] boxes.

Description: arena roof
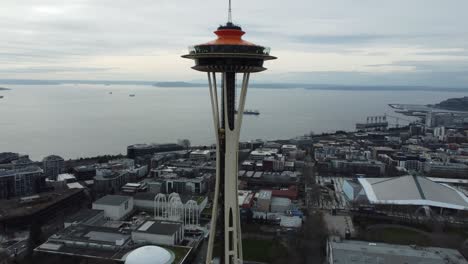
[[358, 175, 468, 210]]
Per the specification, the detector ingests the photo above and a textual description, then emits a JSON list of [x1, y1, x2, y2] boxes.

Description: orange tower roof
[[201, 28, 256, 46]]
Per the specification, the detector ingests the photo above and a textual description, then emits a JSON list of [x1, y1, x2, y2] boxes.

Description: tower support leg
[[205, 71, 250, 264]]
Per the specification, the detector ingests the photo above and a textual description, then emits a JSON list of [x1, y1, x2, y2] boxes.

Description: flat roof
[[271, 197, 291, 206], [67, 182, 84, 189], [330, 238, 468, 264], [135, 220, 181, 235], [94, 195, 131, 206], [253, 172, 263, 178], [57, 173, 76, 181], [190, 150, 210, 155], [0, 189, 83, 221], [66, 209, 103, 224], [258, 190, 272, 200], [238, 190, 252, 205]]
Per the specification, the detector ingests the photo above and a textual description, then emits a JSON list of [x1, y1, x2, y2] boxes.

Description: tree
[[178, 139, 191, 150]]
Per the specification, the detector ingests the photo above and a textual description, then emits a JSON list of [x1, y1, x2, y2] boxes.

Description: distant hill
[[153, 82, 206, 87], [0, 87, 10, 91], [430, 97, 468, 111], [0, 79, 467, 92]]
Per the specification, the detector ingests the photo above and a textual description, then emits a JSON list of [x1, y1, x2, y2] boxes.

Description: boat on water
[[0, 96, 3, 99], [109, 92, 113, 94], [235, 109, 260, 115], [129, 94, 135, 97]]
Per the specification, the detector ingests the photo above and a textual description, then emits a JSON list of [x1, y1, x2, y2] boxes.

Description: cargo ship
[[235, 109, 259, 115]]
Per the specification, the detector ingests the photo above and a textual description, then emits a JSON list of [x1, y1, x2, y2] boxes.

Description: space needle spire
[[228, 0, 233, 23], [183, 2, 276, 263]]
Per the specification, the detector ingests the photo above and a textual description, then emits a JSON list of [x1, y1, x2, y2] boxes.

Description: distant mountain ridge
[[0, 79, 467, 92], [430, 96, 468, 111], [0, 87, 10, 90]]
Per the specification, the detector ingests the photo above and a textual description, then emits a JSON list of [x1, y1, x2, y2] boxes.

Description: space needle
[[182, 1, 276, 263]]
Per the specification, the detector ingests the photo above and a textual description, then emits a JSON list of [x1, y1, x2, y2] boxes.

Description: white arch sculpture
[[184, 200, 199, 227], [153, 193, 167, 219]]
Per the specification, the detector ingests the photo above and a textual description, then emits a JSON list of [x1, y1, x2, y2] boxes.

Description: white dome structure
[[124, 246, 175, 264]]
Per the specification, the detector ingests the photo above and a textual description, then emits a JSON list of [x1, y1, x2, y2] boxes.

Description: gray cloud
[[294, 34, 392, 44], [367, 60, 468, 72], [0, 67, 115, 74], [0, 0, 467, 86]]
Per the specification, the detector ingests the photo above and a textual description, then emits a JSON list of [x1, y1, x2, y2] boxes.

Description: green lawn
[[165, 245, 191, 264], [201, 207, 212, 216], [214, 238, 288, 263], [196, 196, 206, 204]]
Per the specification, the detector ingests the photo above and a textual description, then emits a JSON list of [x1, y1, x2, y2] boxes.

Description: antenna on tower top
[[228, 0, 233, 23]]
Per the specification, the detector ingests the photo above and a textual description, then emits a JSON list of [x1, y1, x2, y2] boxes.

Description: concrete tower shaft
[[182, 8, 276, 264]]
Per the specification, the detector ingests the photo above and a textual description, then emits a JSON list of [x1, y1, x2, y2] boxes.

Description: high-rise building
[[182, 1, 276, 262], [43, 155, 65, 180], [0, 166, 44, 199]]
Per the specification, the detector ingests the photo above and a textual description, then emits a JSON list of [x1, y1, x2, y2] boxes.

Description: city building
[[281, 144, 298, 154], [330, 160, 386, 177], [42, 155, 65, 180], [35, 222, 189, 263], [327, 237, 468, 264], [11, 156, 34, 169], [270, 197, 291, 213], [250, 149, 278, 160], [425, 162, 468, 178], [73, 164, 97, 181], [238, 190, 255, 209], [94, 169, 132, 194], [92, 195, 134, 220], [256, 190, 272, 212], [93, 159, 141, 194], [0, 165, 44, 199], [160, 177, 208, 195], [189, 149, 212, 160], [0, 189, 85, 227], [132, 220, 184, 246], [343, 179, 366, 202], [0, 152, 20, 165], [122, 182, 148, 194]]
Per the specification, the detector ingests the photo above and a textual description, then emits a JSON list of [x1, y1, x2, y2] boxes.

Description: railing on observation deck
[[188, 45, 271, 56]]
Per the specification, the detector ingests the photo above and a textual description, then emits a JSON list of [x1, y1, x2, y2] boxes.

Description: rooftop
[[135, 220, 182, 236], [329, 238, 468, 264], [35, 224, 190, 263], [190, 150, 211, 155], [94, 195, 131, 206], [57, 173, 76, 181], [257, 190, 272, 200], [0, 165, 42, 177], [65, 209, 103, 224], [359, 175, 468, 210], [0, 189, 83, 221]]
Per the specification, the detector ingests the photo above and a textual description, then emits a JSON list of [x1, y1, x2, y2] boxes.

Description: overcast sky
[[1, 0, 467, 87]]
